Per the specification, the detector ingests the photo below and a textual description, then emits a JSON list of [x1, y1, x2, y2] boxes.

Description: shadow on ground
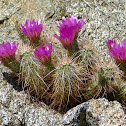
[[3, 72, 24, 92]]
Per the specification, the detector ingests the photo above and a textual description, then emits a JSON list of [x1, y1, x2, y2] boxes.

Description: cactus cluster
[[0, 16, 125, 112]]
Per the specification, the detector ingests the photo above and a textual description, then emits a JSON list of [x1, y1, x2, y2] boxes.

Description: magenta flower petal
[[34, 43, 54, 63], [106, 40, 116, 51], [106, 39, 126, 62], [20, 19, 46, 41], [0, 41, 18, 62], [54, 16, 85, 48]]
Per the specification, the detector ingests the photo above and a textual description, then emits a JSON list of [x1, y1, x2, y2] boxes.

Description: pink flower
[[106, 39, 126, 63], [34, 43, 54, 63], [20, 19, 46, 41], [106, 40, 116, 51], [0, 41, 19, 62], [54, 16, 85, 48]]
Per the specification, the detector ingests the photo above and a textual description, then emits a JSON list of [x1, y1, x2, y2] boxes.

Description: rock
[[0, 0, 54, 22], [0, 0, 55, 42], [62, 102, 88, 126], [0, 79, 63, 126], [86, 98, 126, 126], [0, 0, 21, 22], [63, 98, 126, 126]]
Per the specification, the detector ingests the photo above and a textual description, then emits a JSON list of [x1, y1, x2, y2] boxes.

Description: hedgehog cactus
[[106, 39, 126, 101], [0, 17, 126, 112], [20, 51, 48, 99], [84, 60, 122, 100], [50, 56, 87, 111]]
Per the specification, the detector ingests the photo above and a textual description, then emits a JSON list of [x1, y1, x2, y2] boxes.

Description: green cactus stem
[[67, 39, 80, 57], [116, 61, 126, 80], [3, 57, 20, 73], [20, 51, 48, 99], [50, 57, 86, 112], [43, 60, 55, 72]]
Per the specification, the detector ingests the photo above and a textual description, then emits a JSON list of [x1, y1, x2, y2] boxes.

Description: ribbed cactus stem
[[20, 51, 48, 97], [116, 61, 126, 79], [97, 68, 107, 87], [3, 57, 20, 73], [44, 61, 55, 71], [30, 39, 41, 48], [78, 48, 94, 70], [67, 38, 80, 57]]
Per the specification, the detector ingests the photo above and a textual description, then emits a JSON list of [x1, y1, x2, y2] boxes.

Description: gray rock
[[0, 0, 55, 42], [0, 0, 21, 21], [63, 98, 126, 126], [86, 98, 126, 126], [62, 102, 88, 126], [0, 80, 63, 126]]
